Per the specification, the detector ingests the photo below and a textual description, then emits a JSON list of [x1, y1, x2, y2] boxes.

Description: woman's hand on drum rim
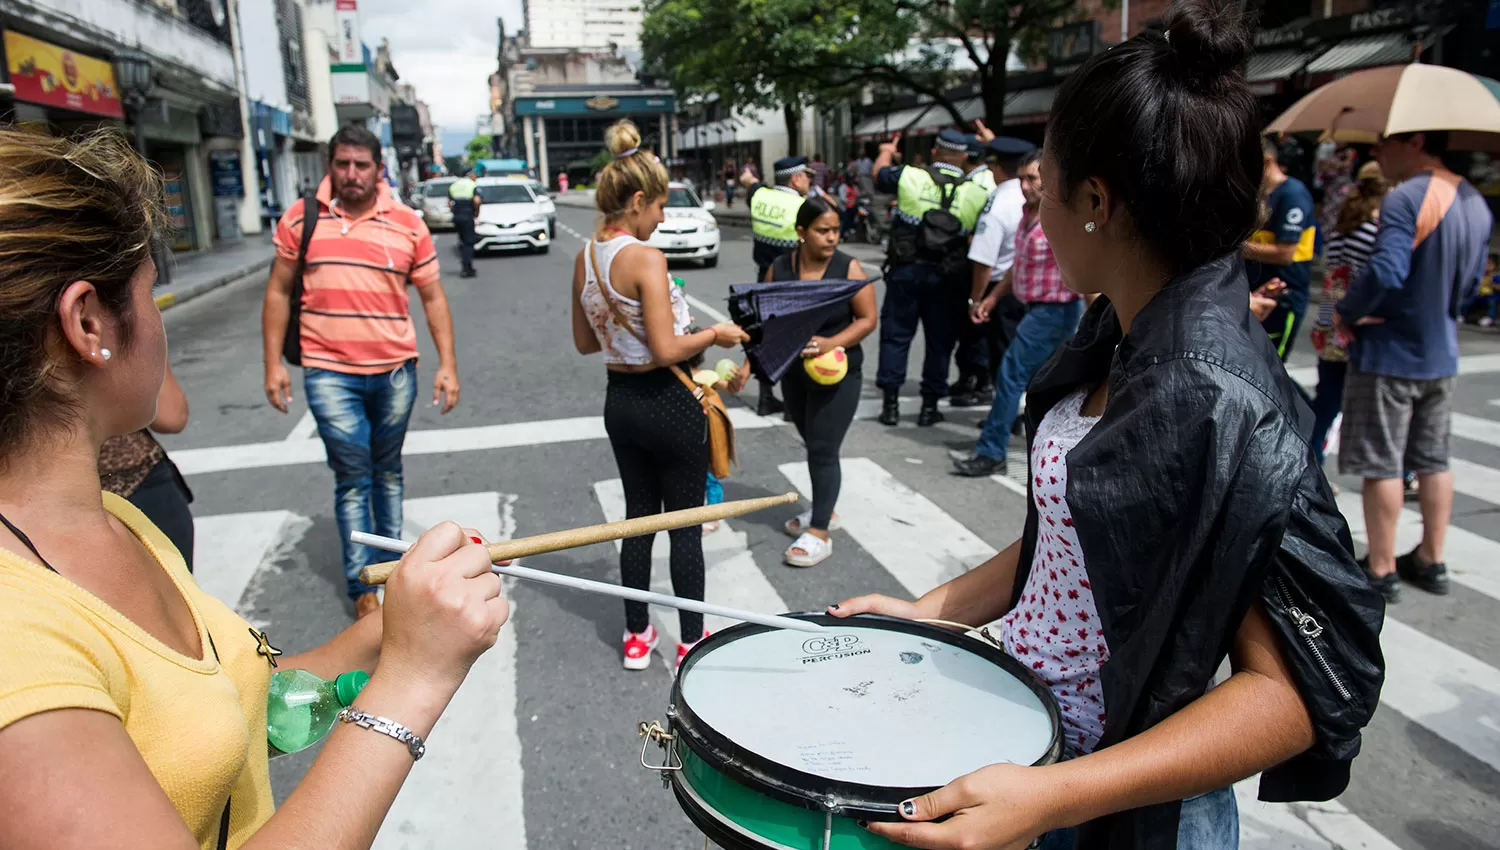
[[377, 522, 511, 697], [826, 594, 924, 621], [861, 762, 1061, 850]]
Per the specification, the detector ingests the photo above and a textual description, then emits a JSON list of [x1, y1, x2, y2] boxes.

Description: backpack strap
[[295, 190, 318, 275]]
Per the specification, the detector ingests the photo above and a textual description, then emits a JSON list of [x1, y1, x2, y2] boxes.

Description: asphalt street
[[158, 203, 1500, 849]]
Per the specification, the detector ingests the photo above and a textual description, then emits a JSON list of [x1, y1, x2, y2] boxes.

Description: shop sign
[[209, 149, 244, 198], [335, 0, 362, 66], [1254, 25, 1306, 48], [3, 31, 123, 119], [1046, 21, 1101, 77], [586, 96, 619, 111]]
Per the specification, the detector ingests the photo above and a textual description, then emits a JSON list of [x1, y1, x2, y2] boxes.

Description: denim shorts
[[1035, 786, 1239, 850]]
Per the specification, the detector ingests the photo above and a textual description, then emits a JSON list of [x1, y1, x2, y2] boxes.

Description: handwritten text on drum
[[800, 634, 873, 664]]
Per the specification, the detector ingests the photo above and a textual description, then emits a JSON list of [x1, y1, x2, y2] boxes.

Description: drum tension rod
[[637, 721, 682, 776]]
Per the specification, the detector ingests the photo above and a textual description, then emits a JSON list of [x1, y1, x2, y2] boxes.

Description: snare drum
[[640, 614, 1062, 850]]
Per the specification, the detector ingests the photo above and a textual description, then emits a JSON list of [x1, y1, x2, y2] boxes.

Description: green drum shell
[[663, 614, 1064, 850]]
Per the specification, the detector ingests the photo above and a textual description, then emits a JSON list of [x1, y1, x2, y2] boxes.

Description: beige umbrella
[[1266, 64, 1500, 151]]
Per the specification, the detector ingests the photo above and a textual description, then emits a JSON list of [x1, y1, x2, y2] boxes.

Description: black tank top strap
[[825, 250, 854, 280], [769, 252, 797, 282], [0, 508, 58, 572]]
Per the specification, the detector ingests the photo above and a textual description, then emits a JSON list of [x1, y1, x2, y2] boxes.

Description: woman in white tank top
[[570, 120, 748, 671]]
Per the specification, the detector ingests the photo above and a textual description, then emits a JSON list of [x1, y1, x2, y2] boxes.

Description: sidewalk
[[154, 234, 276, 311]]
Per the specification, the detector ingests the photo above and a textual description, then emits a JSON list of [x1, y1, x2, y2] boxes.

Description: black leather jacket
[[1018, 255, 1386, 850]]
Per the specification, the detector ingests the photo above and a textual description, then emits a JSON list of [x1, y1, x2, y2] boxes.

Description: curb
[[155, 257, 273, 312]]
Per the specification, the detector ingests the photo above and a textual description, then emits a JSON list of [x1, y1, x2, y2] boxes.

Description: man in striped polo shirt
[[262, 124, 460, 618]]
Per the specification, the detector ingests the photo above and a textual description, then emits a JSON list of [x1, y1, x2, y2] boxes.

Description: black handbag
[[281, 189, 320, 367]]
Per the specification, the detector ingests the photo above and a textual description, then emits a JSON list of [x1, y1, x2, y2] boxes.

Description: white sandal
[[783, 510, 841, 537], [785, 532, 833, 568]]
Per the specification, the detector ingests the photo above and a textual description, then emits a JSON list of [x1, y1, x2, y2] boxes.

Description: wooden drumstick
[[357, 491, 800, 586]]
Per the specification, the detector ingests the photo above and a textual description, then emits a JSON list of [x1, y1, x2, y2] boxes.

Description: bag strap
[[294, 190, 318, 277], [925, 166, 964, 212]]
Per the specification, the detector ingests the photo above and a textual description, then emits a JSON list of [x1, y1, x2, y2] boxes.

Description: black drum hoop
[[668, 612, 1064, 820]]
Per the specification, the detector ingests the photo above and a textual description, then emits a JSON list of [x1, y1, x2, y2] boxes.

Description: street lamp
[[114, 48, 170, 283]]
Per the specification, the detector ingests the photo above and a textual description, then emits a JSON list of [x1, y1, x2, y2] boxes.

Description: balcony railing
[[174, 0, 232, 44]]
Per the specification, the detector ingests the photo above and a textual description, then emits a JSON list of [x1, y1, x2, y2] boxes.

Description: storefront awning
[[1304, 32, 1420, 75], [1004, 86, 1057, 125], [907, 97, 985, 134], [853, 103, 936, 139], [1246, 49, 1319, 83]]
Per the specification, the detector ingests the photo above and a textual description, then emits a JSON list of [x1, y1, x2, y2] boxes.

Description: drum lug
[[637, 720, 682, 780]]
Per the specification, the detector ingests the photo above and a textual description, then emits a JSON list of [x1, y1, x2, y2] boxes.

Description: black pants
[[455, 218, 476, 272], [603, 369, 707, 638], [876, 263, 956, 399], [128, 458, 196, 572], [781, 361, 862, 530]]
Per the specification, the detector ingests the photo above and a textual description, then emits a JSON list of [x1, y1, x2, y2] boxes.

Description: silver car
[[419, 178, 457, 230]]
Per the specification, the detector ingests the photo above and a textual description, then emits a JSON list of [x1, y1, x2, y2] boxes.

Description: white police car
[[473, 178, 553, 254], [647, 182, 719, 267]]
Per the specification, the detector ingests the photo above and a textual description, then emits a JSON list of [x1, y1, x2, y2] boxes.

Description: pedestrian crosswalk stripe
[[373, 492, 529, 850], [193, 510, 308, 610], [1233, 781, 1404, 850], [780, 458, 996, 598], [592, 479, 790, 667], [1334, 491, 1500, 602], [1375, 617, 1500, 773], [1452, 411, 1500, 449], [1449, 456, 1500, 507], [1286, 353, 1500, 390], [171, 407, 788, 476], [285, 410, 318, 442]]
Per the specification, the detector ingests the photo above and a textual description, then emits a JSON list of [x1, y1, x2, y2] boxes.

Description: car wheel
[[703, 255, 718, 268]]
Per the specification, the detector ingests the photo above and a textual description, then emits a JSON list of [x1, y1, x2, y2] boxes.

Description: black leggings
[[781, 359, 862, 530], [603, 369, 707, 638]]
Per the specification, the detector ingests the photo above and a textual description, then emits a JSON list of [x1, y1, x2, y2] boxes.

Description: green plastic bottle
[[672, 275, 686, 288], [266, 669, 370, 754]]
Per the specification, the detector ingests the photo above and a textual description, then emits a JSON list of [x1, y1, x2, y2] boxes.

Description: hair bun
[[1161, 0, 1252, 83], [605, 120, 642, 158]]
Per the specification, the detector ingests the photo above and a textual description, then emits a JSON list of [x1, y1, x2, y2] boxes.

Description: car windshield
[[424, 181, 454, 198], [666, 187, 701, 208], [479, 184, 534, 204]]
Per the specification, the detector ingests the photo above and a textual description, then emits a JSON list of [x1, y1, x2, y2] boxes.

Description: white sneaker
[[622, 625, 659, 671]]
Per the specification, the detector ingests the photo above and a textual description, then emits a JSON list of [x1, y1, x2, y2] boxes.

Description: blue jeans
[[975, 301, 1084, 460], [305, 361, 418, 599], [876, 263, 957, 399], [1036, 786, 1239, 850]]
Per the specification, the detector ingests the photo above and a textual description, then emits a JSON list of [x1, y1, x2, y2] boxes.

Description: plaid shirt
[[1011, 208, 1077, 304]]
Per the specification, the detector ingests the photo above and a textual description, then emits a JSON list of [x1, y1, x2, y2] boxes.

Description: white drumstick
[[352, 532, 827, 634]]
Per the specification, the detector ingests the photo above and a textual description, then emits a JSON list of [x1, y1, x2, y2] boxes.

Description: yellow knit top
[[0, 493, 274, 848]]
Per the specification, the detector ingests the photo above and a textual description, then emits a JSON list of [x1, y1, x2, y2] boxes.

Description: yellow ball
[[804, 347, 848, 385]]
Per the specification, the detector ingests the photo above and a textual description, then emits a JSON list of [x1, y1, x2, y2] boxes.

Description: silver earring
[[1084, 221, 1097, 233], [100, 348, 112, 361]]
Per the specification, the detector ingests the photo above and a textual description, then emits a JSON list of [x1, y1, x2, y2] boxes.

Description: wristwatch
[[337, 705, 426, 760]]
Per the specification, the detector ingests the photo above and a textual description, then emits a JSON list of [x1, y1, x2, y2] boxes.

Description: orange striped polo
[[273, 177, 440, 375]]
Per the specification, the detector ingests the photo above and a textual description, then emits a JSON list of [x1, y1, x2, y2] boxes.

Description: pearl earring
[[100, 348, 112, 361], [1084, 221, 1097, 233]]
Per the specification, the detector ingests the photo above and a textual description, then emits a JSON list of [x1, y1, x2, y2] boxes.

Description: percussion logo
[[800, 634, 870, 664]]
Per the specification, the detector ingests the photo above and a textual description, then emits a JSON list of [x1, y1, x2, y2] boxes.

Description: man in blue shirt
[[1244, 137, 1317, 360], [1336, 130, 1494, 604]]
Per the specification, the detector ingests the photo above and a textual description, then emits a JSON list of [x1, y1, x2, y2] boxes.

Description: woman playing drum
[[833, 2, 1384, 848], [0, 130, 509, 849]]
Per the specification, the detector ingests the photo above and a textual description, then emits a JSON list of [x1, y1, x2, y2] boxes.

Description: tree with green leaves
[[642, 0, 1089, 137], [464, 135, 493, 165]]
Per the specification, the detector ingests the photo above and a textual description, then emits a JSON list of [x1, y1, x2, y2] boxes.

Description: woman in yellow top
[[0, 131, 509, 849]]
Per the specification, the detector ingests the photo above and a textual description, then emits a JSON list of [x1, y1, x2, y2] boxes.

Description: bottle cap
[[334, 670, 371, 707]]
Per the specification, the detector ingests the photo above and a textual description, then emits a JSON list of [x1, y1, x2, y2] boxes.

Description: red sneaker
[[676, 631, 711, 670], [623, 625, 659, 671]]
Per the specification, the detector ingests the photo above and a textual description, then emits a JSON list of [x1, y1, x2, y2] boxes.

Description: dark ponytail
[[1046, 0, 1261, 276]]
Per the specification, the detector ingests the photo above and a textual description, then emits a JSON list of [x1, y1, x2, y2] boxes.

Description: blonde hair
[[0, 129, 166, 456], [595, 120, 669, 218]]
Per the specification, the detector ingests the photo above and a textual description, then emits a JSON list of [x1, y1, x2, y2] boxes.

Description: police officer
[[741, 154, 813, 415], [448, 169, 481, 279], [872, 128, 987, 427], [951, 135, 1037, 407]]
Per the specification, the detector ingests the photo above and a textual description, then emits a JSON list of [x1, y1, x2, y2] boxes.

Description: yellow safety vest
[[750, 185, 803, 248], [895, 165, 983, 232], [448, 177, 477, 200]]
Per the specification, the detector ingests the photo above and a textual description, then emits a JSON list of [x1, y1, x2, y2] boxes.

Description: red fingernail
[[471, 536, 483, 544]]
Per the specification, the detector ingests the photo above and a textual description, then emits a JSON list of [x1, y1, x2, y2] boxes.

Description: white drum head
[[679, 623, 1056, 788]]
